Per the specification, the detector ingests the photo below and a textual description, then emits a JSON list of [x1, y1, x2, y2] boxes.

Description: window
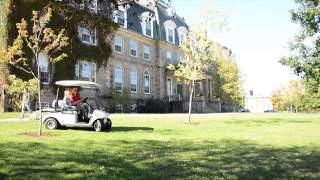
[[177, 55, 183, 63], [39, 53, 49, 84], [75, 61, 96, 82], [79, 26, 96, 46], [114, 36, 123, 53], [178, 32, 186, 46], [167, 51, 172, 64], [166, 26, 175, 44], [130, 69, 138, 93], [143, 20, 153, 38], [114, 8, 127, 28], [115, 65, 123, 91], [145, 21, 152, 37], [130, 41, 138, 57], [80, 0, 98, 12], [144, 71, 150, 94], [143, 46, 150, 60], [167, 77, 173, 96]]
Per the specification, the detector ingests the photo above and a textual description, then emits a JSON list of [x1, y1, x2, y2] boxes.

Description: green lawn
[[0, 112, 24, 119], [0, 113, 320, 179]]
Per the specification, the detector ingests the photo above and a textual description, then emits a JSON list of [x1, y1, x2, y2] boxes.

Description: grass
[[0, 112, 24, 119], [0, 113, 320, 179]]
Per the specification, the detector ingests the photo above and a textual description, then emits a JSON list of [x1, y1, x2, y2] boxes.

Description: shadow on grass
[[111, 127, 154, 132], [57, 126, 154, 132], [227, 118, 315, 127], [0, 139, 319, 179]]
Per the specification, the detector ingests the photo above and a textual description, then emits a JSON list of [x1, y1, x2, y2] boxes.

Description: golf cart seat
[[52, 100, 64, 109]]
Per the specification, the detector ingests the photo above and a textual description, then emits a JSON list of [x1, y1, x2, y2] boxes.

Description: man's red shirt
[[70, 94, 81, 105]]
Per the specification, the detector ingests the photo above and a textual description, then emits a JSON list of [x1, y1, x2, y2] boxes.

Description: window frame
[[75, 61, 97, 82], [79, 26, 97, 46], [113, 7, 127, 28], [130, 41, 138, 57], [165, 26, 175, 44], [39, 53, 49, 84], [178, 32, 186, 46], [167, 77, 173, 96], [144, 71, 151, 94], [114, 36, 123, 54], [143, 20, 153, 38], [166, 51, 173, 64], [130, 69, 138, 93], [114, 65, 123, 91], [143, 46, 151, 61]]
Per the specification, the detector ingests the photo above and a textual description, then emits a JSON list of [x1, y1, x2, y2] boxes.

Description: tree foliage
[[280, 0, 320, 86], [0, 7, 69, 136], [6, 75, 38, 111], [168, 28, 225, 122], [271, 80, 304, 112], [211, 49, 243, 104]]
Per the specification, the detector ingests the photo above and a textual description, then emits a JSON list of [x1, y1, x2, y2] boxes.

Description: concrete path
[[0, 118, 30, 122]]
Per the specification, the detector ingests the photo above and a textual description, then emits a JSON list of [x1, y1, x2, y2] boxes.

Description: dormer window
[[141, 11, 155, 38], [166, 26, 175, 44], [178, 32, 186, 46], [143, 20, 153, 38], [79, 26, 96, 46], [114, 8, 127, 28]]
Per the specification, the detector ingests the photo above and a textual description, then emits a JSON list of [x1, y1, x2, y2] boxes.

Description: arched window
[[115, 65, 123, 91], [130, 68, 138, 93], [38, 53, 49, 84], [144, 71, 150, 94]]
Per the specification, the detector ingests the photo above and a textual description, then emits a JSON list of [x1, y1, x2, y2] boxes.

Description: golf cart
[[42, 80, 112, 132]]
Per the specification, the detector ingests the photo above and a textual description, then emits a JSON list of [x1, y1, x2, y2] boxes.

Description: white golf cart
[[42, 80, 112, 132]]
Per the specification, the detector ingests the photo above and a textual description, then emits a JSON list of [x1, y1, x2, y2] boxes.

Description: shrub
[[139, 98, 169, 113]]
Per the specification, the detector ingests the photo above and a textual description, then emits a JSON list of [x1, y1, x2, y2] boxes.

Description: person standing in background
[[19, 88, 32, 119]]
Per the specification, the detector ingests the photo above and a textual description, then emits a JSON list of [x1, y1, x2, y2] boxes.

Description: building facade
[[2, 0, 217, 112]]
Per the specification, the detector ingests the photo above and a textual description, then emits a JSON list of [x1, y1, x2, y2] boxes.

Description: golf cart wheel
[[105, 118, 112, 130], [45, 118, 59, 130], [93, 120, 106, 132]]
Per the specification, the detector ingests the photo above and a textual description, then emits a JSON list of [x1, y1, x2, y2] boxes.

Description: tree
[[280, 0, 320, 88], [0, 7, 69, 136], [211, 49, 243, 110], [6, 75, 38, 112], [271, 80, 304, 112], [168, 29, 223, 123]]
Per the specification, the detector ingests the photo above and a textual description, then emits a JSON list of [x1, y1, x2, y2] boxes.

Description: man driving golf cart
[[65, 87, 89, 122], [42, 80, 112, 132]]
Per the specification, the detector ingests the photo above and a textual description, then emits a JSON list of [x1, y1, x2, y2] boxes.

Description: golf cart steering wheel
[[81, 97, 88, 103]]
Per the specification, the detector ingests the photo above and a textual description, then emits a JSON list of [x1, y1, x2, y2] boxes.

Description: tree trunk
[[37, 64, 42, 136], [188, 78, 195, 123]]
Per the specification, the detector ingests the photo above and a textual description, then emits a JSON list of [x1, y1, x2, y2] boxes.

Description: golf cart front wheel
[[93, 120, 105, 132], [45, 118, 59, 130]]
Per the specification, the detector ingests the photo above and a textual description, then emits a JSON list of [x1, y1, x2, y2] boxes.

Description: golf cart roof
[[55, 80, 100, 88]]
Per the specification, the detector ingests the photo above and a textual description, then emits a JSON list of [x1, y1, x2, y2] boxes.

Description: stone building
[[1, 0, 217, 112]]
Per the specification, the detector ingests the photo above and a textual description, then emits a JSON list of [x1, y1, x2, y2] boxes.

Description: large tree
[[0, 7, 69, 136], [280, 0, 320, 87], [211, 49, 243, 109]]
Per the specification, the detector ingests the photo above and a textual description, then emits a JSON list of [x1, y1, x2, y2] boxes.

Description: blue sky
[[172, 0, 300, 96]]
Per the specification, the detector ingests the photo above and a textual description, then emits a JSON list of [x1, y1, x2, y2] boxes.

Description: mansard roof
[[124, 1, 189, 45]]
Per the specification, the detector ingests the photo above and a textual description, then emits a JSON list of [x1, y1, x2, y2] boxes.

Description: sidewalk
[[0, 118, 31, 122]]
